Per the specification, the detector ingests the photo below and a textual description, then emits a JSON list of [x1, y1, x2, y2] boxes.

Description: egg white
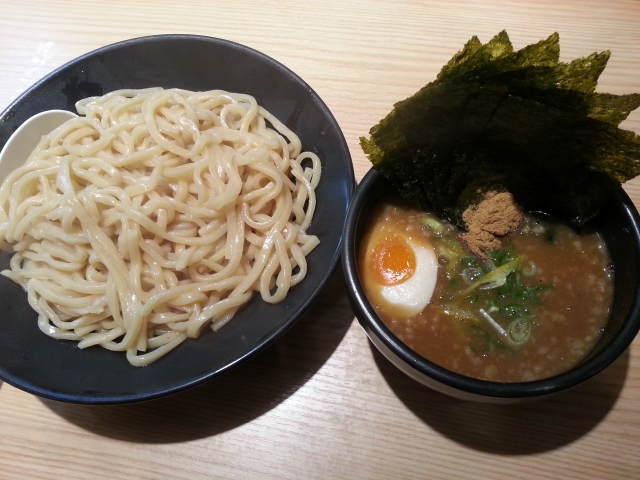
[[378, 238, 438, 317], [361, 226, 438, 319]]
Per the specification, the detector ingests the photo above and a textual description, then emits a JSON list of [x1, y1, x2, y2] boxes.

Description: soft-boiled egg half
[[359, 220, 438, 319]]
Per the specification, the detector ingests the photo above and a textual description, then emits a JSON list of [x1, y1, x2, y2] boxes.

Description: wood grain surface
[[1, 1, 639, 479]]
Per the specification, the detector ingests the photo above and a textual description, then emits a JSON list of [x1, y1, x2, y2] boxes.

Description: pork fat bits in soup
[[358, 198, 613, 383]]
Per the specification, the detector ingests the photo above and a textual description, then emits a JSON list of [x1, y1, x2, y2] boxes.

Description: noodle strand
[[0, 88, 321, 366]]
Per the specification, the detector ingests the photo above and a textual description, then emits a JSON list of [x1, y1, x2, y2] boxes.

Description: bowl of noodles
[[0, 35, 354, 404]]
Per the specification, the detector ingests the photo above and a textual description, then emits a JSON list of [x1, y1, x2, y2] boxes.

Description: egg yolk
[[372, 235, 416, 286]]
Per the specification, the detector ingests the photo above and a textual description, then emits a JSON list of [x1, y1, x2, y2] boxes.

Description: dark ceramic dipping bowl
[[342, 168, 640, 403]]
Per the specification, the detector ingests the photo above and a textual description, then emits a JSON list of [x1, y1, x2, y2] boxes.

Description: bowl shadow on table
[[371, 341, 629, 455], [41, 265, 354, 444]]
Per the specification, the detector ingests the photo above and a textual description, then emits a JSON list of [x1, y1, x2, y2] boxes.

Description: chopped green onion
[[479, 308, 530, 346], [459, 255, 482, 269], [489, 247, 516, 266], [421, 217, 446, 232], [500, 304, 527, 319], [435, 237, 467, 264], [462, 267, 484, 285], [460, 257, 522, 296], [478, 308, 511, 343], [508, 318, 531, 344], [522, 261, 537, 277], [498, 277, 553, 304]]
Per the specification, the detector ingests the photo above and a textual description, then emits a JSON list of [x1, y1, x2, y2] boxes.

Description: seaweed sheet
[[360, 31, 640, 227]]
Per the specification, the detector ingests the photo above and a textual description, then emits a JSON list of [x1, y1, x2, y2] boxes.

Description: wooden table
[[1, 1, 639, 478]]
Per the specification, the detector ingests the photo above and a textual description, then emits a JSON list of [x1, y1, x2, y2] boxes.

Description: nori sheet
[[361, 31, 640, 227]]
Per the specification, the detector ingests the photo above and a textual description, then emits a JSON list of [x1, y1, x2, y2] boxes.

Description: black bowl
[[342, 168, 640, 402], [0, 35, 355, 404]]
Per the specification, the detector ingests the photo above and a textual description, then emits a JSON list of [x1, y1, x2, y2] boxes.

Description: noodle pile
[[0, 88, 322, 366]]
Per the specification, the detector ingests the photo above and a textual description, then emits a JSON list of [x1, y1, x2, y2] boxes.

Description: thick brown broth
[[358, 199, 614, 382]]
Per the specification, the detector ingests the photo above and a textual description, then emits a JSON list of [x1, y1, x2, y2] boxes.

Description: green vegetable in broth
[[460, 257, 522, 296], [360, 31, 640, 228], [430, 228, 551, 350], [361, 199, 613, 381]]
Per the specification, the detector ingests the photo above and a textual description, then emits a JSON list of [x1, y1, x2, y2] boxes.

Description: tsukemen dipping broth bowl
[[342, 168, 640, 403]]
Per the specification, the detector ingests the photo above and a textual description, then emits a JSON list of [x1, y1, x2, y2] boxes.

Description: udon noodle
[[0, 88, 322, 366]]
